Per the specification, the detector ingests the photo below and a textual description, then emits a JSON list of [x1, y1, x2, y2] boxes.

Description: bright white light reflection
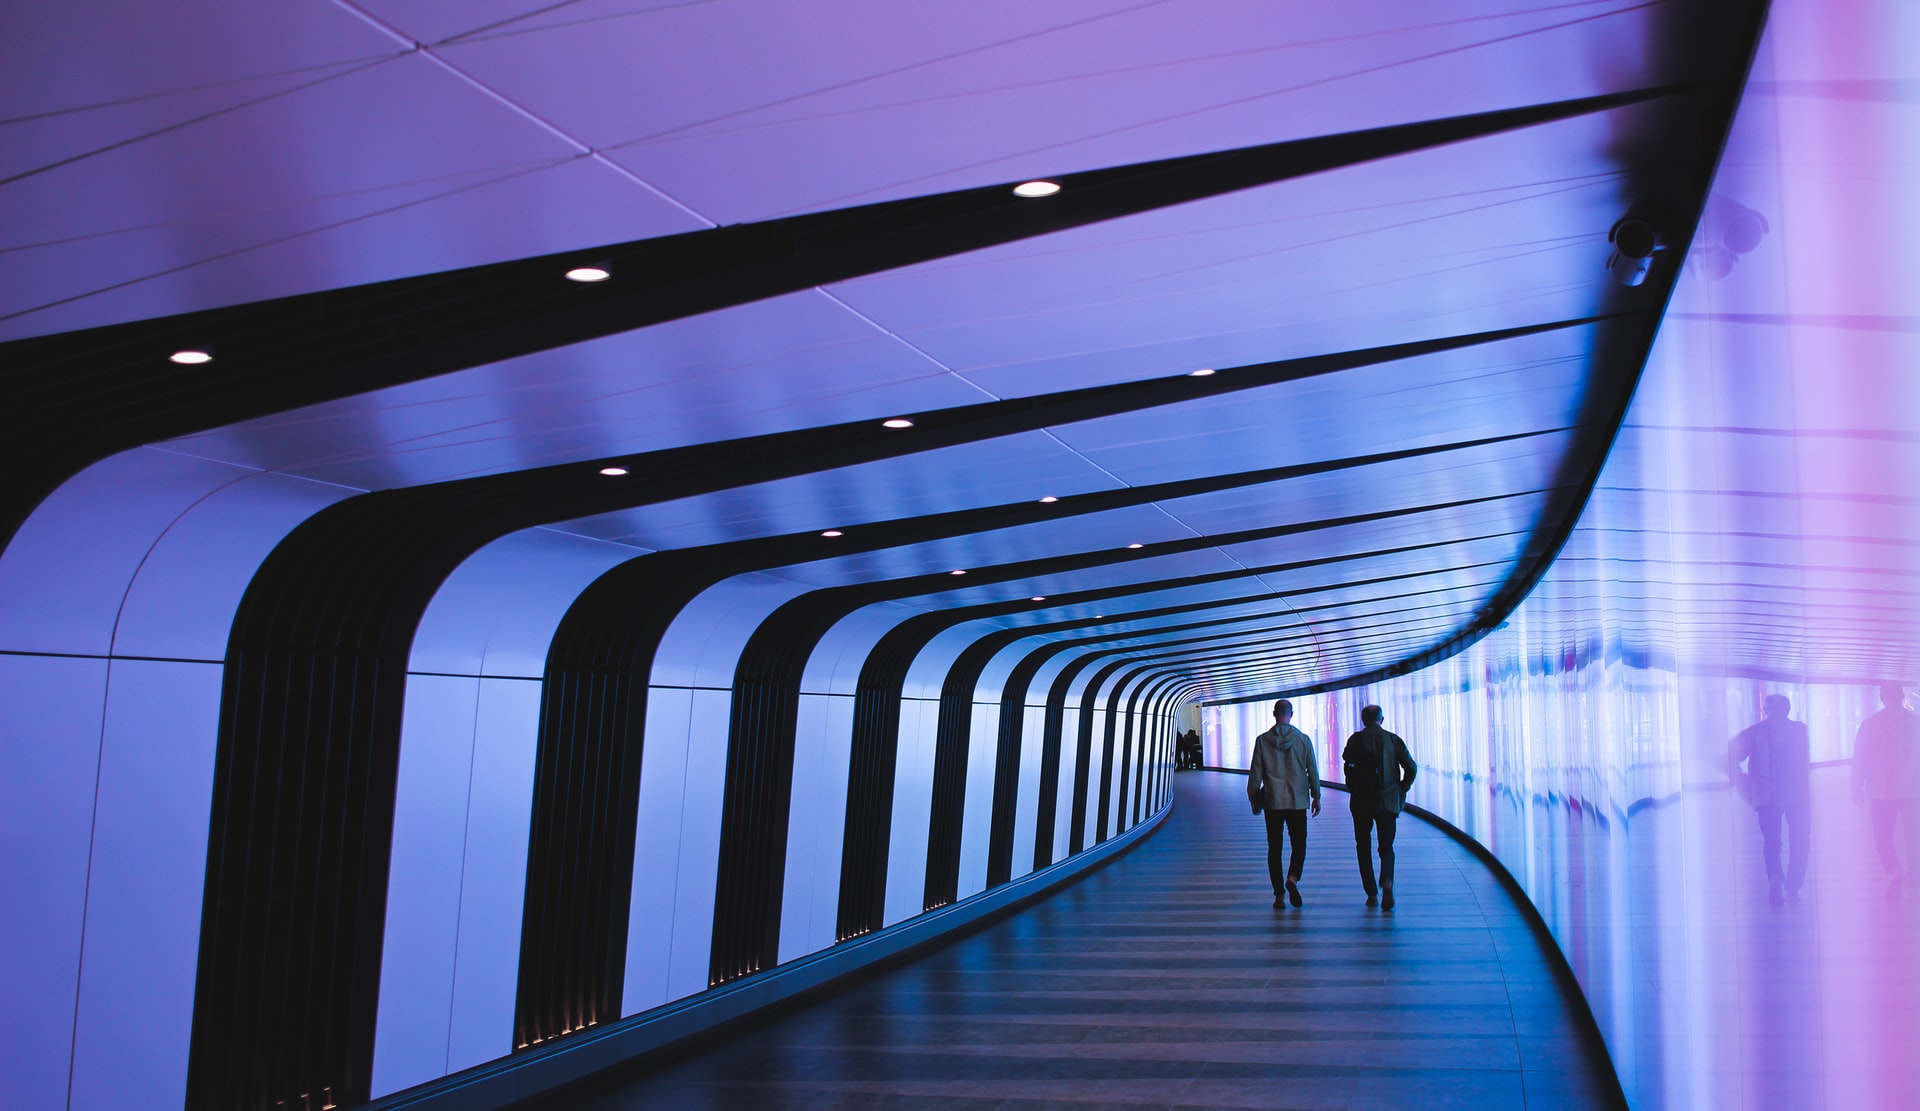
[[564, 266, 611, 283], [169, 350, 213, 365], [882, 418, 914, 429], [598, 466, 628, 476], [1012, 180, 1061, 198]]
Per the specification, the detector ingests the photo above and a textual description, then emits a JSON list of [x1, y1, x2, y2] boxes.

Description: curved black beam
[[0, 87, 1673, 551], [187, 315, 1565, 1102]]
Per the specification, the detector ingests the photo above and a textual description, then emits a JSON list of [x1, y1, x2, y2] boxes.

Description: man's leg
[[1784, 801, 1810, 894], [1284, 809, 1308, 880], [1376, 812, 1399, 890], [1263, 809, 1287, 900], [1352, 811, 1378, 896], [1756, 805, 1785, 903]]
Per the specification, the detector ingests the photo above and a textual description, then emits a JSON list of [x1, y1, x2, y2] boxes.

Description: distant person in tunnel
[[1852, 683, 1919, 901], [1730, 693, 1812, 906], [1249, 699, 1320, 908], [1343, 705, 1418, 909]]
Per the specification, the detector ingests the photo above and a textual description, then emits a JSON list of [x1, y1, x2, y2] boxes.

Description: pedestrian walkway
[[531, 771, 1621, 1109]]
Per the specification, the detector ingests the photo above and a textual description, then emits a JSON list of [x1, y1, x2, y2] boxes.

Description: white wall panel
[[801, 604, 906, 695], [665, 687, 733, 1000], [446, 677, 542, 1072], [1010, 703, 1047, 880], [1055, 705, 1081, 862], [0, 654, 108, 1111], [67, 659, 223, 1111], [623, 686, 693, 1014], [410, 528, 636, 678], [779, 692, 854, 962], [373, 674, 480, 1098], [651, 574, 809, 689], [883, 698, 938, 926], [954, 704, 1000, 901]]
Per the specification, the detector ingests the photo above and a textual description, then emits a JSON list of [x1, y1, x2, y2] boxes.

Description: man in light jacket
[[1852, 683, 1918, 901], [1249, 699, 1321, 908], [1342, 705, 1418, 910]]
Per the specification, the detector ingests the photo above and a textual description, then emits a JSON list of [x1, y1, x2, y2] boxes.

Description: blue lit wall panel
[[0, 654, 109, 1111], [1011, 702, 1049, 879], [67, 660, 222, 1111], [955, 704, 1001, 901], [373, 675, 480, 1098], [778, 692, 856, 962], [665, 687, 733, 999], [883, 697, 941, 927], [622, 685, 695, 1016]]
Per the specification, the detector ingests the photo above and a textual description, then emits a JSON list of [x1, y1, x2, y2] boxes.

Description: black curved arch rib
[[0, 87, 1673, 555], [172, 44, 1767, 1102]]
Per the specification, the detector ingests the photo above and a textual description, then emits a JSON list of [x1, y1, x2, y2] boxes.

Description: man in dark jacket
[[1731, 693, 1812, 906], [1249, 700, 1321, 908], [1853, 684, 1918, 900], [1342, 705, 1417, 909]]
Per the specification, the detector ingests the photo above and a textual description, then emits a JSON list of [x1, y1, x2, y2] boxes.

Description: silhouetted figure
[[1342, 705, 1417, 910], [1177, 729, 1203, 770], [1248, 699, 1320, 908], [1731, 693, 1811, 906], [1853, 683, 1919, 901]]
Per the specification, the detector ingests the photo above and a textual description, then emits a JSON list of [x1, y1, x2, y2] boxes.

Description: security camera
[[1606, 197, 1671, 287]]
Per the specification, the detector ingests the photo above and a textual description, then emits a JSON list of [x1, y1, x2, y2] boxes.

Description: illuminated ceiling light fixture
[[820, 529, 843, 537], [564, 265, 612, 283], [882, 418, 915, 429], [169, 349, 213, 365], [1011, 180, 1061, 198], [598, 466, 629, 476], [1038, 495, 1059, 504], [1188, 368, 1216, 377], [950, 569, 967, 576], [1031, 596, 1046, 602], [1126, 542, 1144, 549]]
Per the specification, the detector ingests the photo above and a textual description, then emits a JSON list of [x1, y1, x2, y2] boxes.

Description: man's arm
[[1248, 742, 1266, 812], [1394, 736, 1418, 792], [1305, 734, 1322, 813]]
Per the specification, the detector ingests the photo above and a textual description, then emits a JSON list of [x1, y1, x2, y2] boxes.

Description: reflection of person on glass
[[1730, 693, 1811, 906], [1852, 683, 1918, 901], [1343, 705, 1417, 910], [1248, 699, 1321, 909]]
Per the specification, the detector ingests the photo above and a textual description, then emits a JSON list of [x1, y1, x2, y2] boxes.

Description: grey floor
[[531, 771, 1621, 1109]]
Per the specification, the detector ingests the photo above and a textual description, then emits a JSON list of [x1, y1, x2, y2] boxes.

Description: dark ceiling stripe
[[0, 86, 1680, 548]]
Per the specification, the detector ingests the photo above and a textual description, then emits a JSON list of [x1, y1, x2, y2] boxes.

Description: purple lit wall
[[1208, 4, 1920, 1105]]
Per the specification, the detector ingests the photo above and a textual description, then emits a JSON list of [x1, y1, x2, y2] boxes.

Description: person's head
[[1361, 704, 1384, 727], [1764, 693, 1791, 719], [1881, 683, 1907, 710], [1272, 699, 1292, 724]]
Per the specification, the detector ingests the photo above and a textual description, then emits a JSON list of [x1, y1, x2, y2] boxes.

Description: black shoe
[[1365, 893, 1378, 907], [1273, 894, 1284, 909], [1381, 884, 1395, 911], [1286, 878, 1303, 907]]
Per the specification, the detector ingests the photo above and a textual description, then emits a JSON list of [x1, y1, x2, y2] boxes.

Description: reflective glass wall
[[1207, 3, 1920, 1106]]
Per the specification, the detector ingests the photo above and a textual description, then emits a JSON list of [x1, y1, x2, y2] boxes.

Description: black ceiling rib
[[189, 313, 1564, 1111], [513, 429, 1539, 1034], [0, 84, 1680, 550]]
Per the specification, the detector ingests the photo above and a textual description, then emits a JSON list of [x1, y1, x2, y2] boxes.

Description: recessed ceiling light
[[1188, 368, 1216, 377], [169, 349, 213, 365], [565, 266, 611, 283], [1038, 495, 1059, 504], [1012, 180, 1061, 198], [1126, 542, 1144, 549], [821, 530, 843, 537], [950, 569, 967, 576], [598, 466, 629, 476], [1031, 596, 1046, 602], [882, 418, 915, 429]]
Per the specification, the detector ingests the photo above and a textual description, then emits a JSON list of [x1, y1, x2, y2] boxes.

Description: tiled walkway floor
[[533, 772, 1621, 1109]]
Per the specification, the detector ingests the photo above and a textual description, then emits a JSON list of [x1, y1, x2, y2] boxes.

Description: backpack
[[1347, 733, 1385, 797]]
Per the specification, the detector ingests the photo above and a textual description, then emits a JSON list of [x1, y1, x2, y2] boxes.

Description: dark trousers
[[1870, 798, 1918, 874], [1352, 811, 1397, 894], [1263, 808, 1308, 892], [1756, 802, 1810, 890]]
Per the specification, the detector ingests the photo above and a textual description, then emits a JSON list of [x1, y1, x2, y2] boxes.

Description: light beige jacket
[[1248, 723, 1321, 811]]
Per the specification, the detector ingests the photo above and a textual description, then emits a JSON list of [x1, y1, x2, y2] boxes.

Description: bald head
[[1361, 705, 1383, 726]]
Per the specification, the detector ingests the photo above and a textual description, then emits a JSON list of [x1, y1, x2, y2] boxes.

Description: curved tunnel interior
[[1, 2, 1916, 1109]]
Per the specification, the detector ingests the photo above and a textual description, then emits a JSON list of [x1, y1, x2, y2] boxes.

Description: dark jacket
[[1853, 707, 1919, 801], [1731, 716, 1810, 810], [1342, 725, 1417, 816], [1248, 724, 1320, 811]]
